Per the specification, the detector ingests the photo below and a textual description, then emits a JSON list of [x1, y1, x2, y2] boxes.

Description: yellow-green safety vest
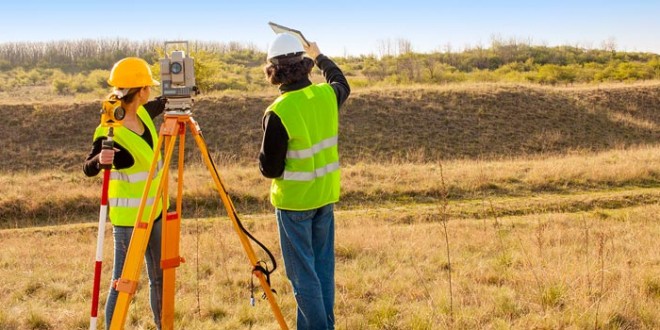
[[93, 105, 167, 226], [265, 83, 340, 210]]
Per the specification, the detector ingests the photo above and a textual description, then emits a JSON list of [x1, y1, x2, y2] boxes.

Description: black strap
[[253, 262, 278, 299], [200, 132, 280, 301]]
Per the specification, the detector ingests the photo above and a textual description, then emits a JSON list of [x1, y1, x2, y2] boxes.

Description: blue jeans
[[276, 203, 335, 330], [105, 217, 163, 329]]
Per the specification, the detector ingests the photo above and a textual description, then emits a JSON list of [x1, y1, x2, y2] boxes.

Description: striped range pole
[[90, 128, 114, 330]]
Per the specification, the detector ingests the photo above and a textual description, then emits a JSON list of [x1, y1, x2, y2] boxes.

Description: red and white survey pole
[[90, 128, 114, 330]]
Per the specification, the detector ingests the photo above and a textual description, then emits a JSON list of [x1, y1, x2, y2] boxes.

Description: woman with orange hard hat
[[83, 57, 167, 329]]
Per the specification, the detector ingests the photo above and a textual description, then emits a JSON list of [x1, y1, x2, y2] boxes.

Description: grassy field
[[1, 145, 659, 228], [0, 83, 659, 329], [1, 145, 659, 329], [0, 191, 658, 329]]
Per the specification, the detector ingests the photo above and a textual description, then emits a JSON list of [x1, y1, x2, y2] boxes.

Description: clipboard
[[268, 21, 310, 47]]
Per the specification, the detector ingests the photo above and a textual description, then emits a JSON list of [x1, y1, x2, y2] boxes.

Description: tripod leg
[[161, 122, 186, 329], [110, 126, 178, 330], [190, 123, 289, 330]]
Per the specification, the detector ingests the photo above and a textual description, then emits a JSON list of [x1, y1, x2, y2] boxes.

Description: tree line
[[0, 38, 658, 96]]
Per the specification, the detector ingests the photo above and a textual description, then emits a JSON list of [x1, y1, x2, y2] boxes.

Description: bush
[[2, 38, 660, 93], [52, 79, 71, 95]]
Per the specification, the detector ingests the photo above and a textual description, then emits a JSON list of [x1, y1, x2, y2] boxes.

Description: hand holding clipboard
[[268, 22, 311, 47]]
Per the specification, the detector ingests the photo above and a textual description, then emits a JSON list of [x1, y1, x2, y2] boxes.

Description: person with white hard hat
[[260, 33, 350, 329]]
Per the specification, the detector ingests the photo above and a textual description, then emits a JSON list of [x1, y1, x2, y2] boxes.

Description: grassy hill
[[1, 82, 659, 172], [1, 84, 659, 328], [1, 82, 659, 227]]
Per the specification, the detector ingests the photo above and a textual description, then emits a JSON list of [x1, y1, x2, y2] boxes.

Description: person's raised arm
[[304, 42, 351, 108]]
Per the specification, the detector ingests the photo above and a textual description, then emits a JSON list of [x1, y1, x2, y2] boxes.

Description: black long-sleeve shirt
[[83, 98, 166, 177], [259, 54, 351, 178]]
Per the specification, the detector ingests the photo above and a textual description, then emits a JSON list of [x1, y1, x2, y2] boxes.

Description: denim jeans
[[276, 203, 335, 330], [105, 217, 163, 329]]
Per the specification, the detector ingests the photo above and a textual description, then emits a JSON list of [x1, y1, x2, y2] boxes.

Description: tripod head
[[160, 41, 199, 114]]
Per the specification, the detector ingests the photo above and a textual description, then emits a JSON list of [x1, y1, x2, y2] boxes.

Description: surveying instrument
[[107, 41, 288, 329]]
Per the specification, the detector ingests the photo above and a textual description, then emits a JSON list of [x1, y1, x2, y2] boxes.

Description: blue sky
[[2, 0, 659, 56]]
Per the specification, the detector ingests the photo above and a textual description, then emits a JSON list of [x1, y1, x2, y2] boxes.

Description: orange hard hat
[[107, 57, 160, 88]]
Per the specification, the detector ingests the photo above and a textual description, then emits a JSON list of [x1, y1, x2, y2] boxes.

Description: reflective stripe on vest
[[108, 197, 156, 208], [109, 161, 164, 183], [286, 136, 338, 159], [283, 161, 340, 181]]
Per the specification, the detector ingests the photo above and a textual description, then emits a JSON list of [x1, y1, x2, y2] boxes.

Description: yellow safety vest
[[93, 106, 167, 226], [265, 83, 340, 211]]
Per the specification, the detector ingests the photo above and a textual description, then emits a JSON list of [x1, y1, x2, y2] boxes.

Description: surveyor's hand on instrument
[[155, 95, 168, 107], [304, 42, 321, 61]]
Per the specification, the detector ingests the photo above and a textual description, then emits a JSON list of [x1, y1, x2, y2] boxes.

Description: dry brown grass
[[0, 201, 658, 329], [0, 148, 657, 328], [0, 146, 657, 328], [1, 82, 659, 172], [342, 144, 660, 200], [1, 145, 658, 228]]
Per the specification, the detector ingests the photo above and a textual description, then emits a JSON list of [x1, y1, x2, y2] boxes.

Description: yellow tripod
[[109, 111, 288, 329]]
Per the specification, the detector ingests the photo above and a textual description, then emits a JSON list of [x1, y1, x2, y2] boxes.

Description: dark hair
[[263, 58, 314, 85]]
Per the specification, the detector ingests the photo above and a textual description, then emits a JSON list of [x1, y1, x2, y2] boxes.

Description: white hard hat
[[267, 33, 304, 64]]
